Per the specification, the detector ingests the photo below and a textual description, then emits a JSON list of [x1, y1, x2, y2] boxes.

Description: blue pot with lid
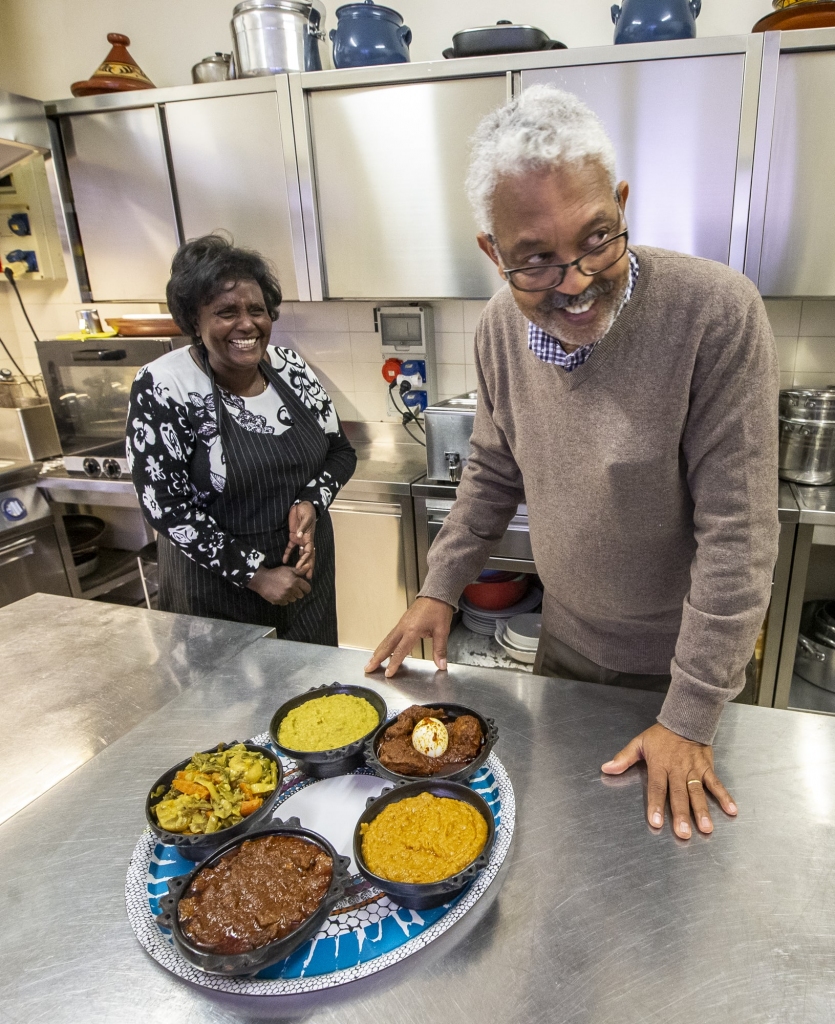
[[611, 0, 701, 44], [330, 0, 412, 68]]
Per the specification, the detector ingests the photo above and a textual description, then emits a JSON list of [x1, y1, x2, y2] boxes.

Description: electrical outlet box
[[0, 154, 66, 281], [375, 304, 436, 407]]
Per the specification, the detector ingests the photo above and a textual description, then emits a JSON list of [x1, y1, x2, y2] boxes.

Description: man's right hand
[[247, 565, 311, 606], [365, 597, 454, 677]]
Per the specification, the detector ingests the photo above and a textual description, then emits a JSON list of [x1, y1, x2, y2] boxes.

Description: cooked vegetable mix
[[151, 744, 278, 835]]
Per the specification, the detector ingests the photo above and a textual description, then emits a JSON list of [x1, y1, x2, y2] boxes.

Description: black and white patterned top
[[127, 345, 355, 584]]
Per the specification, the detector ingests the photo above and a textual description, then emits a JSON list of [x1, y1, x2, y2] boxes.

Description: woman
[[127, 235, 356, 644]]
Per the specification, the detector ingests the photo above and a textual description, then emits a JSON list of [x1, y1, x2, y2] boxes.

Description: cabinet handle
[[0, 534, 36, 567]]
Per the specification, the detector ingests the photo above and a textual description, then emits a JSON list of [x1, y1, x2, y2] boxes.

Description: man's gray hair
[[466, 85, 618, 234]]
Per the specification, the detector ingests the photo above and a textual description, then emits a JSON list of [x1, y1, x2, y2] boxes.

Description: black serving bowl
[[364, 702, 498, 784], [269, 683, 387, 779], [145, 741, 283, 862], [155, 818, 352, 977], [353, 779, 496, 910]]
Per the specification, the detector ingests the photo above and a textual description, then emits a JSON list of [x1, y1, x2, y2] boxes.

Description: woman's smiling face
[[196, 279, 274, 375]]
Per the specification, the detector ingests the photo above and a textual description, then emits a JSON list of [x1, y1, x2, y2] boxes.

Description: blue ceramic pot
[[611, 0, 701, 45], [330, 0, 411, 68]]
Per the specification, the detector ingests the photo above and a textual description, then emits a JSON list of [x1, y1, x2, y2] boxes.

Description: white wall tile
[[275, 304, 294, 331], [793, 371, 835, 389], [354, 391, 389, 422], [463, 300, 488, 335], [353, 361, 386, 392], [764, 299, 802, 338], [307, 360, 354, 393], [799, 300, 835, 337], [774, 337, 797, 374], [435, 332, 466, 364], [433, 300, 464, 333], [437, 364, 467, 396], [780, 371, 794, 391], [349, 331, 381, 362], [347, 302, 376, 333], [287, 331, 352, 362], [465, 364, 480, 393], [331, 391, 359, 422], [795, 337, 835, 374], [291, 301, 350, 332]]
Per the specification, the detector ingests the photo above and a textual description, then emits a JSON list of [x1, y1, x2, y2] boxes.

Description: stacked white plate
[[459, 587, 542, 636], [495, 613, 542, 665]]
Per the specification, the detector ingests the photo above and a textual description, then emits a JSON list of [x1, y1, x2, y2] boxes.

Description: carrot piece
[[240, 798, 263, 816], [239, 782, 253, 798], [172, 778, 210, 799]]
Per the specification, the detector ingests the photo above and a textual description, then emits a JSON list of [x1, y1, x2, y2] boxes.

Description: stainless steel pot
[[795, 632, 835, 692], [191, 52, 235, 83], [778, 388, 835, 485], [231, 0, 327, 76]]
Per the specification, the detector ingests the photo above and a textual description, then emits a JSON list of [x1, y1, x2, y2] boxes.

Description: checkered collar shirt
[[527, 250, 640, 372]]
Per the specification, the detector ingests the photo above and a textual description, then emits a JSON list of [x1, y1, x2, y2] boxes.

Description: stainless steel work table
[[2, 638, 834, 1023], [0, 594, 273, 824]]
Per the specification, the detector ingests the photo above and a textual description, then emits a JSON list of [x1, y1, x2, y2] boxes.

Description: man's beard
[[528, 273, 630, 351]]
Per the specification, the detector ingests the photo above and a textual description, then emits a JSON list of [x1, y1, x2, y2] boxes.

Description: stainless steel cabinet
[[757, 50, 835, 296], [523, 54, 746, 265], [165, 85, 309, 302], [330, 496, 419, 651], [60, 107, 179, 301], [307, 76, 508, 299]]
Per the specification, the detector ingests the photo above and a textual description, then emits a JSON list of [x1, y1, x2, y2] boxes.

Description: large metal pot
[[231, 0, 327, 76], [795, 633, 835, 691], [778, 388, 835, 485]]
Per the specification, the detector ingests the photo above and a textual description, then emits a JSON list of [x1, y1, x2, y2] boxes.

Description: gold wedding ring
[[687, 778, 703, 787]]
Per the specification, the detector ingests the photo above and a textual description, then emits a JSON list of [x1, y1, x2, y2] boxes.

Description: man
[[366, 86, 780, 840]]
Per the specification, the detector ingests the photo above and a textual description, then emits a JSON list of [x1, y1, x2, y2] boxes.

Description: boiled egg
[[411, 717, 449, 758]]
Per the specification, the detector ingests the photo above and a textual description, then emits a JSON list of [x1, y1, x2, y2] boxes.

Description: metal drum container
[[778, 387, 835, 485], [231, 0, 327, 76]]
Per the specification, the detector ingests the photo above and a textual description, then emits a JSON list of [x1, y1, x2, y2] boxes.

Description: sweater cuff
[[657, 664, 739, 745], [418, 572, 464, 611]]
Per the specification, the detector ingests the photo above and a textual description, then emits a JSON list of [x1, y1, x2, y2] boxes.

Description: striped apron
[[157, 355, 337, 645]]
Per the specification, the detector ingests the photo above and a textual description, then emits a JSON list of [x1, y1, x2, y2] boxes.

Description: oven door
[[35, 339, 173, 457], [420, 498, 535, 583], [0, 521, 73, 609]]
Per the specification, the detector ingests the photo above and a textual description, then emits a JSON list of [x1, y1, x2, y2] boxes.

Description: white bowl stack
[[459, 587, 542, 636], [495, 613, 542, 665]]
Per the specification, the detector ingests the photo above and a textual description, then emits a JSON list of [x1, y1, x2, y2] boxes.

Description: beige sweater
[[420, 247, 780, 744]]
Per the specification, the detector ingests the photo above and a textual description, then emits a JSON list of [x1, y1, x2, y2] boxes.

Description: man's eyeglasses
[[496, 228, 629, 293]]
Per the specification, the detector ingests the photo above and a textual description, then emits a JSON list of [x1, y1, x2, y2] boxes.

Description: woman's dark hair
[[166, 234, 282, 342]]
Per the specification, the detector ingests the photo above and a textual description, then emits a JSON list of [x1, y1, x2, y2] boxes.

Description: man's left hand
[[601, 722, 738, 838], [283, 501, 316, 580]]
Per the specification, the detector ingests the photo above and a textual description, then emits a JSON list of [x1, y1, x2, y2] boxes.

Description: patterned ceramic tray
[[126, 730, 515, 994]]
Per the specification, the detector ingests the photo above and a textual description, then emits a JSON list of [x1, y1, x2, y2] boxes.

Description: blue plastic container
[[330, 0, 411, 69], [611, 0, 701, 45]]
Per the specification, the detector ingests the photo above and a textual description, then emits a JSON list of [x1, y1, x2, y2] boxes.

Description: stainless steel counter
[[0, 594, 272, 824], [2, 638, 834, 1023], [791, 482, 835, 524]]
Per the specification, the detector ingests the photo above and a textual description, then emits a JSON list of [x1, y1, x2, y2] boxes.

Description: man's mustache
[[537, 278, 616, 312]]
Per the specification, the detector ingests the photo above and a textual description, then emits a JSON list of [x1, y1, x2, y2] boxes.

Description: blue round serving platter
[[125, 730, 515, 995]]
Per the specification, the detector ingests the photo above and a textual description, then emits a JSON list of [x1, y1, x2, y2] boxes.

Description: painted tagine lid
[[71, 33, 155, 97]]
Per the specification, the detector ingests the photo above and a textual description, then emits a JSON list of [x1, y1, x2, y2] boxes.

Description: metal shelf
[[79, 547, 139, 600]]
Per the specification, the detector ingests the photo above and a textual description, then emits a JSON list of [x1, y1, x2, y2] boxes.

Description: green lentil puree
[[278, 693, 378, 751]]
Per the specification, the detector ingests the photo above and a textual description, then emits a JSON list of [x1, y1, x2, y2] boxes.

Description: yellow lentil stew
[[361, 791, 488, 884]]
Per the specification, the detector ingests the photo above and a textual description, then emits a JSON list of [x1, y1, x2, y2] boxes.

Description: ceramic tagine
[[611, 0, 701, 45], [753, 0, 835, 32], [71, 33, 155, 97]]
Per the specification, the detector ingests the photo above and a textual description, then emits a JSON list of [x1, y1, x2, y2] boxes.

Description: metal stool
[[136, 540, 158, 609]]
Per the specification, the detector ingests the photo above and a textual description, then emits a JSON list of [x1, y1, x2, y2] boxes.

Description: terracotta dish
[[753, 1, 835, 31], [105, 315, 180, 337], [71, 33, 155, 97]]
